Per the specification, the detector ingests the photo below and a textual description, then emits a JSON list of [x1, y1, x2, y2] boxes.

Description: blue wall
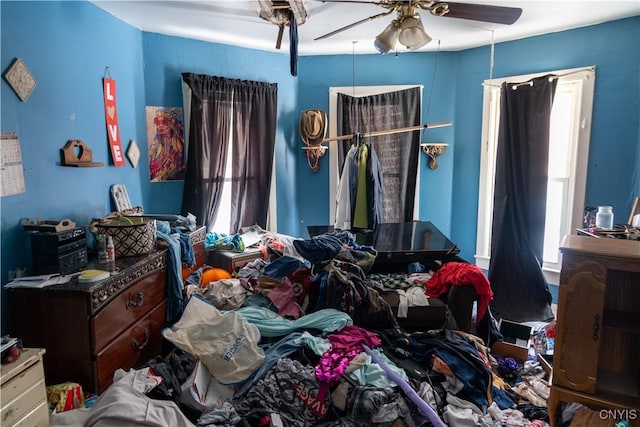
[[1, 1, 638, 333], [1, 2, 147, 332]]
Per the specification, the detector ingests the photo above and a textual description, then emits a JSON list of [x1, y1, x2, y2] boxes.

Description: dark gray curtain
[[337, 87, 420, 223], [488, 75, 557, 323], [181, 74, 277, 233]]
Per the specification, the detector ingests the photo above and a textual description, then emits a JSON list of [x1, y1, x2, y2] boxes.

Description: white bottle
[[106, 236, 116, 262], [595, 206, 614, 230]]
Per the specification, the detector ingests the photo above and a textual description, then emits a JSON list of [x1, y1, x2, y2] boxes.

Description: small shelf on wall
[[60, 140, 104, 167], [420, 143, 448, 169]]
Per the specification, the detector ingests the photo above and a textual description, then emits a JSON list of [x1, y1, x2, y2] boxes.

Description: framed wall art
[[3, 58, 37, 102], [145, 106, 185, 182]]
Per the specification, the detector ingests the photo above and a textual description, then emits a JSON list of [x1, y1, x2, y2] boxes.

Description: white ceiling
[[92, 1, 639, 55]]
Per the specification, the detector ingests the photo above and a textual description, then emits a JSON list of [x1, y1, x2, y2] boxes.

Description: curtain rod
[[482, 66, 595, 89], [316, 120, 452, 145]]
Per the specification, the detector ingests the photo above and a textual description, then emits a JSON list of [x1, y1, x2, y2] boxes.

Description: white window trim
[[475, 66, 595, 286], [328, 85, 423, 225]]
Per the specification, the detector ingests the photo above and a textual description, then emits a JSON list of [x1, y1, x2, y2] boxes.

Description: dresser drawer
[[1, 357, 44, 405], [1, 379, 47, 426], [95, 301, 166, 393], [13, 401, 49, 427], [92, 269, 166, 353]]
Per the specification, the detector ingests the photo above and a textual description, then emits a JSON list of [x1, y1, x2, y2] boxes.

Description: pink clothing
[[267, 278, 302, 319], [315, 325, 381, 399]]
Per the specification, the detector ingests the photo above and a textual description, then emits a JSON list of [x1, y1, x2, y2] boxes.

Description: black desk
[[307, 221, 460, 273]]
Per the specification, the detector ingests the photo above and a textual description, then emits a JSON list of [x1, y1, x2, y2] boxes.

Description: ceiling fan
[[314, 0, 522, 53], [255, 0, 308, 49], [253, 0, 309, 75]]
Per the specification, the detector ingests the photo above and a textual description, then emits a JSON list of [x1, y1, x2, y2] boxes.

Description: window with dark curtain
[[180, 74, 277, 233], [488, 75, 557, 323], [337, 87, 421, 224]]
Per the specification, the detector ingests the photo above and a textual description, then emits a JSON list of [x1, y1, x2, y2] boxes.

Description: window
[[475, 67, 595, 284], [181, 80, 278, 235], [210, 125, 278, 234], [211, 127, 234, 234]]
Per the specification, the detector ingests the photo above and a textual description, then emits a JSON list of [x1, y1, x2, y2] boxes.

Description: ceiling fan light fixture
[[374, 20, 399, 54], [398, 15, 431, 50], [406, 31, 431, 50]]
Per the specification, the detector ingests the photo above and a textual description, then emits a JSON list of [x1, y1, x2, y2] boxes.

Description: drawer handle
[[592, 314, 601, 341], [126, 292, 144, 310], [131, 328, 150, 351]]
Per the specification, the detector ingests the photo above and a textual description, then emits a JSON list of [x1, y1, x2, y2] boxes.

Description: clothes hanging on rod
[[335, 144, 357, 230], [334, 140, 383, 231], [352, 143, 370, 229], [366, 142, 384, 229]]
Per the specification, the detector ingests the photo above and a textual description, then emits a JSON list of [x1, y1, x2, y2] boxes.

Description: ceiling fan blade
[[314, 10, 394, 40], [276, 24, 285, 49], [442, 2, 522, 25]]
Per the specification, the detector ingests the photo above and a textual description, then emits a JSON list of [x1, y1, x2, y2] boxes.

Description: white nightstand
[[1, 348, 49, 426]]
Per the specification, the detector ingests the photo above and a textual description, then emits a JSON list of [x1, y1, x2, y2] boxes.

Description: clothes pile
[[52, 230, 555, 427]]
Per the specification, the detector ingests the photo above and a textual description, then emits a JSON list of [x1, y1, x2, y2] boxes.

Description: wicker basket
[[95, 216, 156, 257]]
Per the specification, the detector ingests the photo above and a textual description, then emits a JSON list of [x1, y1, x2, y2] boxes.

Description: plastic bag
[[162, 296, 264, 384]]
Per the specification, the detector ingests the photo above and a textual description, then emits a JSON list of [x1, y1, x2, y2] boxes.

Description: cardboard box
[[491, 319, 533, 362]]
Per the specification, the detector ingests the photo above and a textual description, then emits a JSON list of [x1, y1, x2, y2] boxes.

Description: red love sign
[[103, 78, 125, 167]]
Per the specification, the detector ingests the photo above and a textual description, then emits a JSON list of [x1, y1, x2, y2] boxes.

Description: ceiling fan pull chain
[[425, 39, 441, 124], [489, 30, 495, 80], [352, 41, 357, 96]]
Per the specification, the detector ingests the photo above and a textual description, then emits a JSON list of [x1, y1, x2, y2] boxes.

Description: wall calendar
[[1, 131, 26, 197]]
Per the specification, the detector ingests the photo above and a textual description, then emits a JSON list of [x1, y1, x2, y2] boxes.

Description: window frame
[[474, 66, 595, 285]]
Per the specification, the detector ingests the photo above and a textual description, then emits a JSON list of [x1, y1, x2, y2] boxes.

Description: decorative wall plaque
[[3, 58, 37, 102], [127, 139, 140, 168]]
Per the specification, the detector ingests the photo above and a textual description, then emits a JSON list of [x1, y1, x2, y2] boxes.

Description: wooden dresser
[[548, 235, 640, 426], [7, 226, 206, 395], [0, 348, 49, 426]]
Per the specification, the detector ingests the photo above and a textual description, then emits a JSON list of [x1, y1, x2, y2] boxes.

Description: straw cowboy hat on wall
[[299, 109, 327, 147]]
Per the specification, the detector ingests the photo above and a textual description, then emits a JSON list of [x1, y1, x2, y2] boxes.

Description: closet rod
[[482, 66, 595, 89], [319, 120, 452, 144]]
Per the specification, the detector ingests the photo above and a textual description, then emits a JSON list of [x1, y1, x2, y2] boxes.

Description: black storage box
[[31, 228, 88, 275]]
